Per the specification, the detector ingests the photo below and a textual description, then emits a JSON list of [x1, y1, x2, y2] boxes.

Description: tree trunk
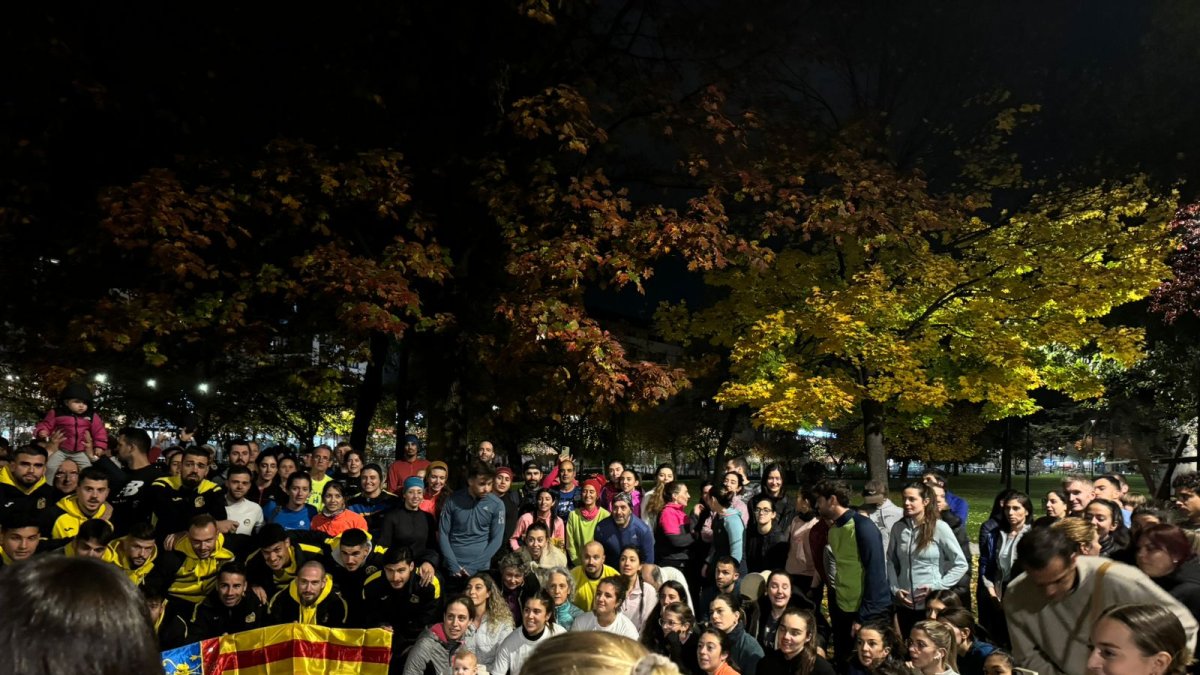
[[712, 408, 740, 483], [861, 398, 887, 483], [351, 332, 389, 452], [394, 340, 411, 460], [1001, 420, 1013, 488], [1156, 434, 1190, 501]]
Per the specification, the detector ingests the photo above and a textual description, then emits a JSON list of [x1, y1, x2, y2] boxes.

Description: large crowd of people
[[2, 385, 1200, 675]]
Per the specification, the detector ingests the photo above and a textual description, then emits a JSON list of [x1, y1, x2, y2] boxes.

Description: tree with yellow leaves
[[663, 117, 1175, 482]]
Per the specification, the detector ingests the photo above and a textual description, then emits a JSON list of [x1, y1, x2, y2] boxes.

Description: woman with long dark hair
[[887, 482, 968, 637], [510, 488, 565, 550], [759, 463, 793, 525], [978, 491, 1031, 645], [1086, 497, 1132, 559], [709, 592, 764, 675], [758, 608, 835, 675], [642, 463, 675, 527]]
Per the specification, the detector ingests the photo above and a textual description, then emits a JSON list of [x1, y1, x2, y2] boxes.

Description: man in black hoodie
[[189, 562, 264, 640]]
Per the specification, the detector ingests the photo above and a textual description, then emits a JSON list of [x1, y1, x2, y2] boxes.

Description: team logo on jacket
[[245, 612, 256, 623], [409, 595, 420, 603], [365, 566, 378, 575], [36, 498, 46, 510], [195, 497, 205, 508]]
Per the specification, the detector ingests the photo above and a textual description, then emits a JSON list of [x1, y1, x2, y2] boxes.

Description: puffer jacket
[[35, 381, 108, 453]]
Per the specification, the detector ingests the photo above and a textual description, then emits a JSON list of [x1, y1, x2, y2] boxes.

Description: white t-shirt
[[568, 611, 639, 640], [226, 498, 264, 535], [491, 623, 566, 675]]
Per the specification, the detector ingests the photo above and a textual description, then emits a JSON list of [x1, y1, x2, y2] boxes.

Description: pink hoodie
[[658, 501, 688, 536]]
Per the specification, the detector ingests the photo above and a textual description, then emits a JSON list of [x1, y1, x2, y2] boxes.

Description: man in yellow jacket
[[146, 514, 236, 605], [267, 560, 349, 627], [0, 445, 54, 516], [41, 466, 112, 542], [109, 521, 159, 587]]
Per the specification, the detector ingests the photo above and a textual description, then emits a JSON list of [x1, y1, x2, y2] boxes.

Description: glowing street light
[[197, 383, 210, 394], [94, 373, 108, 384], [146, 379, 157, 389]]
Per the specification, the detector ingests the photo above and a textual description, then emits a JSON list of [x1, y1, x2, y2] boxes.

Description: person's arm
[[728, 515, 745, 566], [854, 516, 891, 623], [886, 521, 900, 597], [482, 498, 506, 565], [91, 414, 109, 450], [510, 514, 530, 551], [401, 636, 435, 675], [640, 520, 655, 564], [1006, 592, 1066, 675], [34, 410, 56, 441], [541, 461, 562, 489], [936, 521, 969, 589], [438, 501, 462, 574], [420, 512, 442, 568]]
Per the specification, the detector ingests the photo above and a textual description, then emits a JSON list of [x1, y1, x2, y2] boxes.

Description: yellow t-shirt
[[570, 564, 619, 611]]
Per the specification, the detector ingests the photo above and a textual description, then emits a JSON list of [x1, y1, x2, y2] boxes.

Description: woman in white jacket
[[888, 482, 968, 637]]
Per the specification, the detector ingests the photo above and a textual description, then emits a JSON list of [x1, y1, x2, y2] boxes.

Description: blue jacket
[[593, 515, 655, 568], [438, 488, 505, 575], [946, 490, 968, 525], [828, 510, 891, 623]]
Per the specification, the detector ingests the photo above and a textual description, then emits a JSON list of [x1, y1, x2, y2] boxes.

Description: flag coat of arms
[[161, 624, 392, 674]]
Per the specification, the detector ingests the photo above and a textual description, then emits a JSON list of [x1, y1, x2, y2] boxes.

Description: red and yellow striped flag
[[198, 624, 392, 675]]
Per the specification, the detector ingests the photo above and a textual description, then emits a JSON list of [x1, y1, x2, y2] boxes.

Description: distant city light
[[197, 383, 210, 394], [146, 379, 157, 389], [93, 373, 108, 384]]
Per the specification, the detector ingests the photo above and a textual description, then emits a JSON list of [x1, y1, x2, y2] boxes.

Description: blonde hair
[[1122, 493, 1147, 510], [522, 632, 681, 675], [1052, 517, 1098, 552], [913, 620, 958, 674]]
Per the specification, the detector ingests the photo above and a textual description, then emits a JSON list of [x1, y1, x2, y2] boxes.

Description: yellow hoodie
[[64, 540, 118, 564], [0, 465, 47, 496], [284, 574, 334, 625], [167, 533, 235, 604], [109, 536, 158, 586], [50, 495, 113, 540]]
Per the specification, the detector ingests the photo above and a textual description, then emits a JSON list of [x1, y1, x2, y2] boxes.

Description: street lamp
[[94, 373, 108, 384], [197, 383, 210, 394], [146, 379, 157, 389]]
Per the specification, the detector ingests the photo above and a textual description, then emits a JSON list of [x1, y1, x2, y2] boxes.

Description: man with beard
[[519, 460, 544, 514], [569, 540, 618, 611], [593, 493, 654, 568], [0, 445, 54, 517], [385, 435, 429, 494], [376, 476, 440, 584], [346, 463, 394, 537], [0, 509, 41, 566], [110, 521, 159, 587], [223, 466, 263, 536], [147, 514, 238, 606], [492, 466, 521, 547], [149, 447, 230, 542], [324, 528, 384, 622], [189, 562, 264, 640], [42, 465, 113, 542], [267, 560, 349, 627], [359, 546, 441, 647], [93, 428, 164, 536], [245, 523, 328, 603]]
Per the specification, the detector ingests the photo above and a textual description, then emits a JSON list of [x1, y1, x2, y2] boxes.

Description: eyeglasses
[[754, 508, 774, 513]]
